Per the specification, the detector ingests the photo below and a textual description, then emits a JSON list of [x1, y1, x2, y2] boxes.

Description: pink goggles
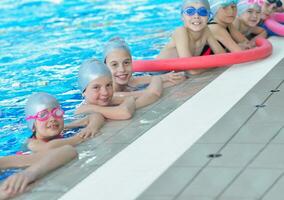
[[26, 107, 64, 121]]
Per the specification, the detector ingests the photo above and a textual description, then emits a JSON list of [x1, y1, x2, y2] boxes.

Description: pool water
[[0, 0, 182, 156]]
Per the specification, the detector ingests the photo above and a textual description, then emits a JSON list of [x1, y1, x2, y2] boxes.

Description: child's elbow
[[119, 107, 134, 120]]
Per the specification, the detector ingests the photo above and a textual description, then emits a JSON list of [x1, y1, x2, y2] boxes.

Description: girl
[[75, 59, 163, 119], [0, 146, 77, 199], [259, 0, 283, 37], [104, 37, 186, 97], [234, 0, 267, 42], [25, 92, 104, 152], [208, 0, 254, 52], [157, 0, 226, 74], [260, 0, 282, 20]]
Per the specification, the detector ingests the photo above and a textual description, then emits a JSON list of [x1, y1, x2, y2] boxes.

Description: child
[[208, 0, 254, 52], [75, 59, 162, 119], [25, 92, 104, 152], [0, 145, 77, 199], [260, 0, 282, 20], [234, 0, 267, 41], [103, 37, 186, 97], [157, 0, 225, 74], [258, 0, 283, 36]]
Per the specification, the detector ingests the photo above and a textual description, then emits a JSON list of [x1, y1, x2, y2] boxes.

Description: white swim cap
[[78, 59, 112, 92]]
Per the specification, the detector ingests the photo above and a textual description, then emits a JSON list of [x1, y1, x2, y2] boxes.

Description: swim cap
[[25, 92, 60, 130], [182, 0, 210, 11], [78, 58, 112, 92], [209, 0, 239, 17], [103, 37, 131, 62], [237, 0, 261, 16]]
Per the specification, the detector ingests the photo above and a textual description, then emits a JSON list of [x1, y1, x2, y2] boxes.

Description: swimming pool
[[0, 0, 181, 156]]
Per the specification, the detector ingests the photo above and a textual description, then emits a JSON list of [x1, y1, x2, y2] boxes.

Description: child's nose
[[118, 64, 125, 72], [193, 13, 200, 18], [100, 87, 109, 95]]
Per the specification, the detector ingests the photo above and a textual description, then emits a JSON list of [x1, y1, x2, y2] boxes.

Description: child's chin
[[189, 27, 205, 32]]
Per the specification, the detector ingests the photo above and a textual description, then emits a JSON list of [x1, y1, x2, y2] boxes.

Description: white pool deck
[[15, 37, 284, 200]]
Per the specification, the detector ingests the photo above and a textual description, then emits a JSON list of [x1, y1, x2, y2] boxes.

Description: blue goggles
[[182, 6, 209, 17]]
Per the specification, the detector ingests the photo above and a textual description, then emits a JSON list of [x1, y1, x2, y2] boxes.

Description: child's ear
[[32, 125, 36, 134]]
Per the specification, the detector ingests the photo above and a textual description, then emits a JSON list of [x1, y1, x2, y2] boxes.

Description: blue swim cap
[[78, 59, 112, 92], [237, 0, 261, 16], [103, 37, 131, 62], [25, 92, 59, 130], [209, 0, 239, 17], [182, 0, 210, 10]]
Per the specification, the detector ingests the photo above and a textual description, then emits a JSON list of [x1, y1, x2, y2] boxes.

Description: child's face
[[182, 2, 209, 32], [34, 107, 64, 140], [83, 76, 113, 106], [217, 4, 237, 24], [261, 1, 276, 19], [240, 8, 261, 27], [105, 49, 132, 86]]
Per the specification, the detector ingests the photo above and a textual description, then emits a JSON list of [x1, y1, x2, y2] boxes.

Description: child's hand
[[162, 71, 186, 84], [238, 41, 251, 50], [248, 40, 257, 48], [78, 127, 99, 139], [0, 172, 33, 198]]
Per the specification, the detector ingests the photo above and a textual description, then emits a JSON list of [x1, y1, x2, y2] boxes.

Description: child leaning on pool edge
[[103, 37, 186, 98], [208, 0, 254, 52], [25, 92, 104, 152], [75, 59, 163, 119], [0, 144, 77, 199], [157, 0, 225, 75], [233, 0, 267, 42]]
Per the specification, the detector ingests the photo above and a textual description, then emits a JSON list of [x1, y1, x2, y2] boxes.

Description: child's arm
[[64, 117, 89, 130], [135, 76, 163, 109], [78, 113, 105, 139], [172, 27, 193, 57], [230, 24, 250, 43], [249, 26, 268, 46], [125, 73, 185, 92], [28, 134, 84, 152], [76, 97, 136, 120], [0, 146, 77, 199], [113, 90, 144, 98], [229, 25, 253, 49], [206, 28, 226, 54], [210, 25, 243, 52]]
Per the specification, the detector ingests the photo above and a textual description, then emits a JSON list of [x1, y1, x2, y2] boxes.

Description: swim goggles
[[182, 6, 209, 17], [26, 107, 64, 121], [267, 0, 283, 7]]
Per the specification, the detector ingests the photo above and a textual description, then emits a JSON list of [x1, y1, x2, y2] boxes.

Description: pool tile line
[[171, 77, 284, 200]]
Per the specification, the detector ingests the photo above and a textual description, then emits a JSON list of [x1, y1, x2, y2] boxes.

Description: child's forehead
[[90, 76, 112, 85], [183, 2, 206, 8], [107, 48, 131, 58]]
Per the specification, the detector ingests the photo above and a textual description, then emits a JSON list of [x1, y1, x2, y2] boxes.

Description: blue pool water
[[0, 0, 182, 156]]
